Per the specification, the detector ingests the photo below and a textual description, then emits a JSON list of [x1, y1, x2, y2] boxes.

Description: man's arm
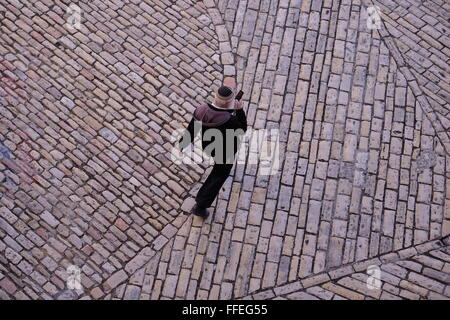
[[234, 108, 247, 131], [231, 100, 247, 132], [224, 77, 247, 131]]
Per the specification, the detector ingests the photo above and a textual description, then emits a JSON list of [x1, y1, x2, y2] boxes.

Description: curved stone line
[[104, 0, 237, 299], [363, 0, 450, 157], [241, 235, 450, 300], [132, 0, 448, 300], [0, 0, 235, 299]]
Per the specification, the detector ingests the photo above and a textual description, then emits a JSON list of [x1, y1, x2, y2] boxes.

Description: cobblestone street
[[0, 0, 449, 300]]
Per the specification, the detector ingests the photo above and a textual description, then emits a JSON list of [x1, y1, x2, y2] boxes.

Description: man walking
[[179, 78, 247, 219]]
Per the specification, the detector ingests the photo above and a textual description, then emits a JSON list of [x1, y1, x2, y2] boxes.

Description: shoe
[[191, 204, 209, 219]]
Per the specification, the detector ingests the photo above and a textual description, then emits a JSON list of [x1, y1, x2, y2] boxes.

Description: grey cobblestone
[[0, 0, 449, 301]]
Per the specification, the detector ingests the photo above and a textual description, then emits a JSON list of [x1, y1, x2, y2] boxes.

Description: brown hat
[[215, 86, 235, 106]]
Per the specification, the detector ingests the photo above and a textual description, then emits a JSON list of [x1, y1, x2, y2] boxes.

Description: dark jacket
[[180, 103, 247, 164]]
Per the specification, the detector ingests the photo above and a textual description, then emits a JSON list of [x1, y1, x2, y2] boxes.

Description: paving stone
[[1, 0, 449, 301], [104, 270, 128, 292]]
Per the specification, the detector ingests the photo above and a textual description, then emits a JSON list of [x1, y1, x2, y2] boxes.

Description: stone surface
[[0, 0, 449, 300]]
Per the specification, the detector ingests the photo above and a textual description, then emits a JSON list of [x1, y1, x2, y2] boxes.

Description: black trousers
[[195, 162, 233, 209]]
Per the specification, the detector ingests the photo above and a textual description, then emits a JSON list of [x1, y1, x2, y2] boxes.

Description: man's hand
[[234, 99, 243, 110]]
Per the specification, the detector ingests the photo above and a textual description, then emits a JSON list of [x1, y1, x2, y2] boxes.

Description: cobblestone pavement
[[0, 0, 449, 300]]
